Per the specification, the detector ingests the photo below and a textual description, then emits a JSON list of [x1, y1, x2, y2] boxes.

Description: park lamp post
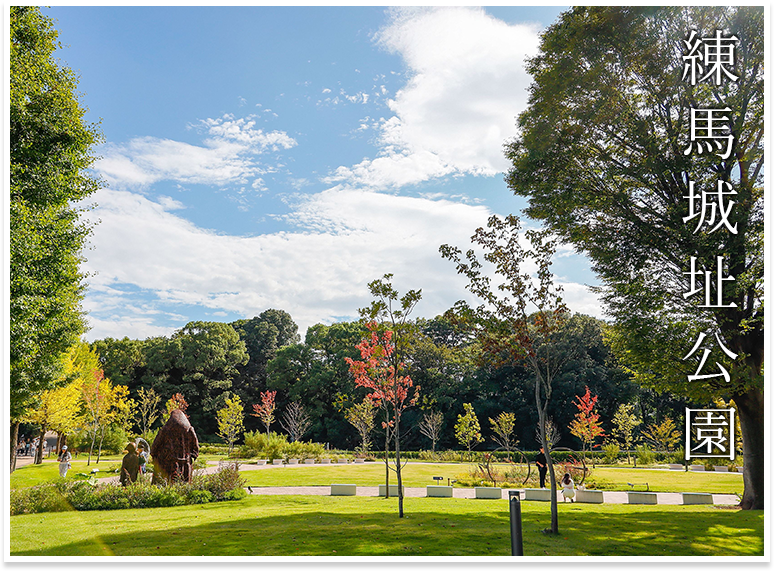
[[509, 490, 524, 556]]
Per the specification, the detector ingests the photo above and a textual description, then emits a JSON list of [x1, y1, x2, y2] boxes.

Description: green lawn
[[9, 495, 763, 557], [12, 460, 744, 496]]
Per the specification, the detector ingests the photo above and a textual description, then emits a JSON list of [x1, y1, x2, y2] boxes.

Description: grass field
[[9, 495, 762, 557], [9, 460, 757, 557]]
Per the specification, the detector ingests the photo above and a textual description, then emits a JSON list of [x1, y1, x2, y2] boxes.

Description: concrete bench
[[426, 485, 454, 498], [575, 489, 604, 504], [628, 491, 657, 505], [713, 466, 728, 472], [668, 464, 683, 470], [354, 458, 366, 464], [330, 484, 356, 496], [737, 467, 744, 473], [304, 459, 315, 465], [288, 458, 299, 465], [337, 458, 348, 464], [682, 492, 713, 505], [524, 488, 551, 501], [689, 464, 705, 471], [475, 487, 503, 499], [255, 459, 268, 466], [378, 484, 404, 497], [320, 458, 331, 464], [272, 459, 283, 465]]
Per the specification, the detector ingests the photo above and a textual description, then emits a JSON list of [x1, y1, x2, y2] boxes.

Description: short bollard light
[[509, 490, 524, 556]]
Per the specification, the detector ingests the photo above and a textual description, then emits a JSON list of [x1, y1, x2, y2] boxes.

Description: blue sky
[[43, 6, 602, 341]]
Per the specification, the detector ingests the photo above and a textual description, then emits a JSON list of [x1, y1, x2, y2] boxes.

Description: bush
[[602, 442, 620, 464], [635, 445, 655, 466], [238, 431, 325, 462], [10, 464, 246, 515]]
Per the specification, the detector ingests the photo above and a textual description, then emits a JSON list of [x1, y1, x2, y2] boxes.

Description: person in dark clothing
[[535, 447, 548, 488]]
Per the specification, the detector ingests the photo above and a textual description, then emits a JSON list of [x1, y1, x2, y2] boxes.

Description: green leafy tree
[[489, 412, 517, 461], [217, 395, 245, 455], [455, 403, 482, 459], [641, 418, 682, 452], [505, 6, 763, 509], [9, 5, 102, 471], [611, 404, 642, 464], [344, 398, 377, 455], [441, 214, 574, 534]]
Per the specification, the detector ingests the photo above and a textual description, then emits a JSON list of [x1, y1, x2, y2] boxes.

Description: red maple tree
[[568, 386, 605, 456], [345, 321, 419, 517], [252, 390, 277, 434]]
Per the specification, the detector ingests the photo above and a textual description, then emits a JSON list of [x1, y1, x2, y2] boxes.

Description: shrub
[[240, 431, 288, 460], [10, 463, 246, 514], [602, 442, 620, 464], [635, 445, 655, 466]]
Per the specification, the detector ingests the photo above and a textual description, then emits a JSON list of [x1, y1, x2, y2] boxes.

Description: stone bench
[[255, 459, 268, 466], [713, 466, 728, 472], [354, 458, 365, 464], [668, 464, 683, 470], [426, 485, 453, 498], [628, 491, 657, 505], [336, 459, 348, 464], [288, 458, 299, 465], [575, 489, 604, 504], [737, 467, 744, 473], [475, 487, 503, 499], [682, 492, 713, 505], [524, 488, 551, 501], [304, 459, 315, 465], [330, 484, 356, 496], [272, 459, 283, 465], [689, 464, 705, 471], [320, 458, 331, 464], [378, 484, 404, 497]]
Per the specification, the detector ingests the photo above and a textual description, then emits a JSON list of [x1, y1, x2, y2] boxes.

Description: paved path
[[15, 457, 739, 505]]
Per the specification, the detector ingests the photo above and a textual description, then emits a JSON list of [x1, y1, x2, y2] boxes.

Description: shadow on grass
[[11, 499, 764, 557]]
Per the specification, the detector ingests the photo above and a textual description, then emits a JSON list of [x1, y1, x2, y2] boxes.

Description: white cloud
[[94, 114, 296, 190], [82, 187, 601, 340], [327, 7, 541, 189], [81, 187, 493, 339]]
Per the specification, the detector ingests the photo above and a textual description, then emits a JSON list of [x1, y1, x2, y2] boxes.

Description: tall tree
[[346, 322, 419, 518], [441, 214, 573, 534], [355, 274, 422, 517], [455, 403, 483, 459], [505, 6, 763, 509], [9, 6, 102, 472]]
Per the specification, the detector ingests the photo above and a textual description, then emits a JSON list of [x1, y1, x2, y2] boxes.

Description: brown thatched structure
[[150, 409, 200, 484]]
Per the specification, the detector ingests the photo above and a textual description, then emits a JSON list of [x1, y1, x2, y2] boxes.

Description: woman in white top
[[57, 445, 72, 478], [561, 472, 575, 502]]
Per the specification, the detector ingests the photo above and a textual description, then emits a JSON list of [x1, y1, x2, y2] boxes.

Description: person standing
[[57, 445, 72, 478], [535, 447, 548, 488]]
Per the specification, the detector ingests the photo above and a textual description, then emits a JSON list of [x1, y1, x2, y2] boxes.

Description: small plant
[[602, 442, 620, 465], [635, 445, 655, 466]]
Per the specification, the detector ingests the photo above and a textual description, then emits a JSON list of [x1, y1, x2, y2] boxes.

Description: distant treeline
[[92, 309, 694, 450]]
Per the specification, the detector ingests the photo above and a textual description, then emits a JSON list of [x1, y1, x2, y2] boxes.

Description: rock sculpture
[[150, 408, 200, 484], [120, 442, 140, 486]]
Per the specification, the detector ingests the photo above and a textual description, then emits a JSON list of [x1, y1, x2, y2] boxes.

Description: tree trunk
[[34, 426, 46, 464], [536, 376, 558, 534], [396, 413, 404, 518], [10, 421, 19, 474], [734, 386, 764, 510], [383, 425, 390, 499]]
